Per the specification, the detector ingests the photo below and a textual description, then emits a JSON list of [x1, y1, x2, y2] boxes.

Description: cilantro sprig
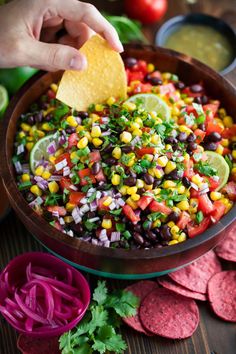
[[195, 161, 217, 177], [59, 281, 139, 354]]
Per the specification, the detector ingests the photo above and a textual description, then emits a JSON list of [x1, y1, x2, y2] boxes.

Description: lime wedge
[[205, 151, 230, 191], [30, 134, 55, 173], [126, 93, 171, 121], [0, 85, 9, 118]]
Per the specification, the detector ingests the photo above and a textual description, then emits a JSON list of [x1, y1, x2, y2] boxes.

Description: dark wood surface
[[1, 0, 236, 353]]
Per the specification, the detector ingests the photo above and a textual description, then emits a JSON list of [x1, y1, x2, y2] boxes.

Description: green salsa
[[164, 24, 233, 71]]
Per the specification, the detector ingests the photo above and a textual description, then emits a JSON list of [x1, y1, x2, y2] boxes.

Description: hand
[[0, 0, 123, 71]]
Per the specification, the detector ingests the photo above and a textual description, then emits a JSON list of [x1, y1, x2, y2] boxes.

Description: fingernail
[[70, 55, 87, 70], [117, 42, 124, 53]]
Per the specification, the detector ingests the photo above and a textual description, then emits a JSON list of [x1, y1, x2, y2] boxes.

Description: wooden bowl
[[1, 45, 236, 279]]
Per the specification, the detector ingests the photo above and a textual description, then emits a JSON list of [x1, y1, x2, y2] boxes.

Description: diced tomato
[[97, 197, 109, 212], [187, 217, 211, 238], [211, 201, 226, 223], [138, 195, 153, 210], [203, 102, 219, 117], [176, 211, 191, 229], [183, 159, 194, 179], [190, 188, 199, 198], [129, 71, 145, 83], [222, 125, 236, 139], [159, 83, 175, 95], [68, 133, 78, 148], [53, 221, 63, 231], [149, 201, 172, 215], [206, 121, 224, 135], [205, 177, 220, 192], [136, 147, 156, 156], [194, 129, 206, 144], [122, 204, 140, 223], [222, 181, 236, 201], [148, 70, 161, 79], [95, 169, 106, 182], [59, 177, 74, 191], [136, 60, 148, 74], [47, 89, 56, 99], [69, 192, 85, 205], [47, 206, 67, 216], [182, 87, 202, 98], [141, 127, 151, 133], [186, 105, 198, 116], [133, 83, 152, 94], [78, 168, 96, 186], [55, 153, 73, 170], [198, 194, 214, 215], [222, 147, 231, 156], [89, 151, 101, 163]]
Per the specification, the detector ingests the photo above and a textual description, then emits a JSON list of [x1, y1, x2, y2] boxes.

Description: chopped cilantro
[[195, 161, 217, 177], [81, 184, 91, 193], [71, 174, 80, 184], [116, 223, 126, 232], [147, 212, 163, 221], [45, 193, 62, 206], [18, 181, 32, 191], [109, 208, 122, 216], [84, 220, 97, 231], [196, 211, 204, 224], [225, 155, 233, 170], [88, 192, 97, 203], [123, 230, 132, 240]]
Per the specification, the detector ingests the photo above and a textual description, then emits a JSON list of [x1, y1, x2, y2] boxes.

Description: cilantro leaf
[[196, 211, 204, 224], [106, 290, 139, 317], [93, 280, 108, 305], [195, 161, 217, 177]]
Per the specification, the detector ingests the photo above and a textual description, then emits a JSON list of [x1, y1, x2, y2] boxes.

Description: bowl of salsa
[[155, 13, 236, 75], [1, 44, 236, 279]]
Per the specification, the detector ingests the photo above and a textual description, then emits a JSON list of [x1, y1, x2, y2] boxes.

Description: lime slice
[[30, 134, 55, 173], [0, 85, 9, 118], [205, 151, 230, 191], [126, 93, 171, 121]]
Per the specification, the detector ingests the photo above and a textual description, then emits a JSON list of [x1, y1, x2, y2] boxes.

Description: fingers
[[53, 0, 123, 52], [25, 38, 87, 72], [64, 21, 94, 47]]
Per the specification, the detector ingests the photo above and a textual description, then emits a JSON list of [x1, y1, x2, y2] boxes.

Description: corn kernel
[[153, 188, 161, 195], [232, 150, 236, 160], [178, 233, 187, 242], [165, 161, 176, 174], [19, 131, 26, 139], [55, 148, 64, 157], [144, 183, 153, 190], [64, 216, 73, 223], [42, 171, 51, 180], [66, 203, 75, 212], [30, 185, 42, 196], [26, 142, 34, 151], [22, 174, 30, 182], [147, 63, 155, 73], [135, 117, 143, 127], [232, 167, 236, 174], [171, 225, 180, 235], [66, 115, 78, 127], [90, 114, 100, 122], [50, 83, 58, 93], [21, 123, 31, 132], [150, 111, 157, 119], [151, 134, 161, 145], [172, 106, 180, 116], [184, 97, 194, 104], [125, 158, 135, 167], [189, 198, 198, 214], [127, 186, 138, 195], [103, 196, 113, 206], [216, 144, 224, 155], [41, 123, 54, 131], [92, 138, 103, 147], [111, 174, 121, 186], [219, 108, 226, 118], [106, 97, 116, 106], [131, 194, 140, 201], [191, 174, 203, 186], [163, 180, 176, 189], [168, 240, 179, 245], [91, 126, 101, 138], [167, 221, 175, 228], [153, 219, 161, 228], [136, 179, 144, 188], [126, 197, 138, 209], [177, 200, 190, 211], [221, 138, 229, 147], [162, 72, 171, 80], [172, 232, 180, 240], [223, 115, 234, 128], [49, 156, 56, 164], [179, 125, 192, 135], [35, 166, 44, 177], [165, 144, 172, 151], [133, 128, 143, 137], [112, 147, 122, 159], [27, 136, 34, 142], [120, 131, 132, 143], [102, 219, 112, 229], [77, 136, 88, 149], [122, 101, 136, 111], [130, 122, 140, 131], [172, 206, 181, 214], [154, 168, 164, 179], [210, 191, 222, 201], [177, 185, 186, 194], [48, 181, 59, 193], [95, 104, 104, 112], [119, 185, 128, 195], [148, 168, 155, 177], [43, 107, 54, 117], [70, 151, 78, 160], [157, 156, 168, 167]]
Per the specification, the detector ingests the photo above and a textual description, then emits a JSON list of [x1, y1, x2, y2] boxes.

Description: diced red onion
[[90, 200, 98, 211], [200, 188, 209, 195], [28, 196, 43, 207], [80, 205, 90, 214], [80, 197, 88, 204], [101, 131, 111, 136], [101, 117, 109, 123], [104, 241, 110, 248], [63, 166, 70, 176], [69, 185, 78, 191], [111, 232, 121, 242], [14, 161, 23, 174], [59, 217, 65, 225], [96, 191, 102, 199], [88, 217, 100, 223], [52, 211, 60, 218], [55, 159, 67, 171], [117, 198, 125, 207], [82, 236, 91, 242], [47, 141, 57, 155], [75, 117, 82, 125], [72, 207, 82, 224], [22, 163, 30, 173], [48, 175, 61, 182], [17, 144, 24, 155], [14, 292, 48, 324], [99, 234, 108, 242], [37, 180, 48, 191], [109, 202, 116, 210], [66, 268, 72, 286], [0, 306, 23, 326], [130, 136, 140, 146], [100, 229, 107, 237], [191, 182, 199, 191], [58, 135, 66, 146], [91, 239, 98, 245]]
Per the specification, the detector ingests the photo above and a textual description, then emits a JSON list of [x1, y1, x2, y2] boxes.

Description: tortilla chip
[[56, 35, 127, 111]]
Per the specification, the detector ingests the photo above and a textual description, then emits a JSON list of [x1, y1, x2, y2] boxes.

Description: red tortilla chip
[[17, 334, 60, 354], [158, 277, 207, 301], [208, 271, 236, 322], [168, 250, 222, 294], [139, 288, 199, 339], [214, 227, 236, 262], [123, 280, 158, 335]]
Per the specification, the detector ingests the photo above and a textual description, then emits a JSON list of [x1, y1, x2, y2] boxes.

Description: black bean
[[134, 224, 142, 233], [174, 81, 185, 90], [106, 157, 116, 165], [103, 143, 113, 153], [77, 111, 89, 119], [91, 162, 101, 175], [122, 146, 134, 153], [144, 173, 154, 185], [193, 96, 202, 104], [137, 188, 146, 195], [205, 132, 222, 143], [25, 192, 35, 203], [87, 211, 96, 219], [160, 225, 172, 240], [133, 232, 144, 245], [143, 241, 152, 248], [177, 132, 187, 142], [164, 136, 178, 144], [167, 211, 179, 223], [43, 210, 54, 222], [188, 142, 198, 151], [172, 144, 179, 151], [153, 179, 162, 188], [65, 127, 76, 134], [182, 176, 191, 188], [161, 240, 169, 247], [71, 223, 84, 233], [130, 170, 137, 178], [124, 57, 137, 68], [146, 230, 157, 242], [198, 123, 206, 131], [40, 102, 49, 110], [35, 111, 43, 123], [187, 133, 196, 143], [168, 169, 179, 180], [149, 77, 163, 86], [201, 95, 209, 104], [203, 142, 217, 151], [44, 113, 53, 122], [154, 244, 163, 248], [27, 115, 35, 125], [190, 84, 203, 93], [124, 176, 136, 186]]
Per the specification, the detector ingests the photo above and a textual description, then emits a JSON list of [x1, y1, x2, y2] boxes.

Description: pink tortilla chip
[[123, 280, 158, 335], [158, 277, 207, 301], [17, 334, 60, 354], [139, 288, 199, 339], [168, 250, 222, 294], [208, 271, 236, 322], [215, 227, 236, 262]]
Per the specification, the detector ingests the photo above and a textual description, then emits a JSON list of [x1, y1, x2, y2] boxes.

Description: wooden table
[[1, 0, 236, 353]]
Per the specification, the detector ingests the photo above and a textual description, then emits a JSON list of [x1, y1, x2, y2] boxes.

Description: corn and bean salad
[[13, 58, 236, 249]]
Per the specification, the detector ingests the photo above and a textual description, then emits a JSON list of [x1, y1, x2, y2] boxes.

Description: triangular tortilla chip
[[56, 35, 127, 111]]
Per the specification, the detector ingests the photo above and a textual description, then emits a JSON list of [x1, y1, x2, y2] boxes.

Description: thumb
[[26, 40, 87, 72]]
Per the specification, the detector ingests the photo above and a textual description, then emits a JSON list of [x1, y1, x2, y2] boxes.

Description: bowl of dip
[[155, 13, 236, 75]]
